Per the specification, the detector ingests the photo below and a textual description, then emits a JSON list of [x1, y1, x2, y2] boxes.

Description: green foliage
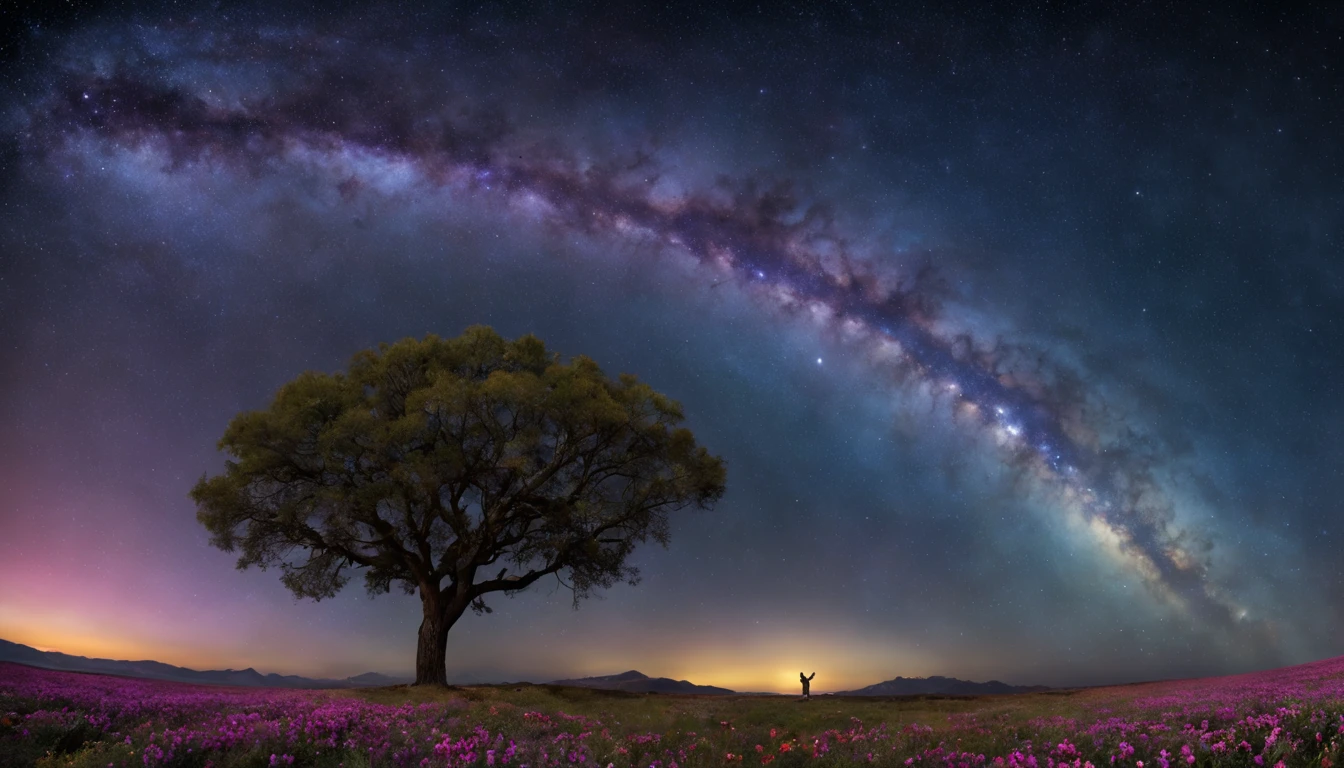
[[190, 326, 727, 682], [3, 711, 103, 767], [32, 740, 136, 768], [30, 742, 374, 768]]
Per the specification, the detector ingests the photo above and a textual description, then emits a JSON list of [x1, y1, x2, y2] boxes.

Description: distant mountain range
[[0, 639, 411, 689], [549, 670, 735, 695], [547, 670, 1047, 697], [1, 638, 1046, 696], [834, 675, 1050, 696]]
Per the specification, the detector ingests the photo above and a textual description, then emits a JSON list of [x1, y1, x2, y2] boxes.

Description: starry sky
[[1, 2, 1341, 694]]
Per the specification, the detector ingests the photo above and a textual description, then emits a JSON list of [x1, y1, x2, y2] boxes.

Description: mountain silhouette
[[0, 638, 410, 688], [834, 674, 1049, 696], [549, 670, 734, 695]]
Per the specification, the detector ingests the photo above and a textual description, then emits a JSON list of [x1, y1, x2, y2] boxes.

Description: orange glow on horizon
[[559, 627, 940, 693], [3, 622, 173, 666], [0, 604, 308, 675], [1, 610, 946, 692]]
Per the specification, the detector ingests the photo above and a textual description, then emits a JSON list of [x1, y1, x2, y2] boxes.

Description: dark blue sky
[[1, 2, 1340, 692]]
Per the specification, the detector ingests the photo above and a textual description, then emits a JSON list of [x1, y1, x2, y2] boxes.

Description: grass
[[349, 681, 1090, 739]]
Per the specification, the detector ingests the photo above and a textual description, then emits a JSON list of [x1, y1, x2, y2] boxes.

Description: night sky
[[1, 2, 1341, 694]]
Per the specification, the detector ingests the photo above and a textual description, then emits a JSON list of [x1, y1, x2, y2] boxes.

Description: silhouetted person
[[800, 672, 815, 699]]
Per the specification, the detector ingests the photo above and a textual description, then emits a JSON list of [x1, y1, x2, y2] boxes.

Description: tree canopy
[[191, 326, 726, 685]]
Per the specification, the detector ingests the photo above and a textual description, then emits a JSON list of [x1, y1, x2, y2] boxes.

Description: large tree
[[191, 326, 726, 686]]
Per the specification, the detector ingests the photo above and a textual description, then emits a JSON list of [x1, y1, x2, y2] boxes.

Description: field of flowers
[[3, 655, 1344, 768]]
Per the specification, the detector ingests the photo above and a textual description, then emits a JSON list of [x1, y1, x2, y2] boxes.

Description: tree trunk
[[414, 591, 468, 686]]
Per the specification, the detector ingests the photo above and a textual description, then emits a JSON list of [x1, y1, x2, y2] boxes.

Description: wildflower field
[[3, 655, 1344, 768]]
